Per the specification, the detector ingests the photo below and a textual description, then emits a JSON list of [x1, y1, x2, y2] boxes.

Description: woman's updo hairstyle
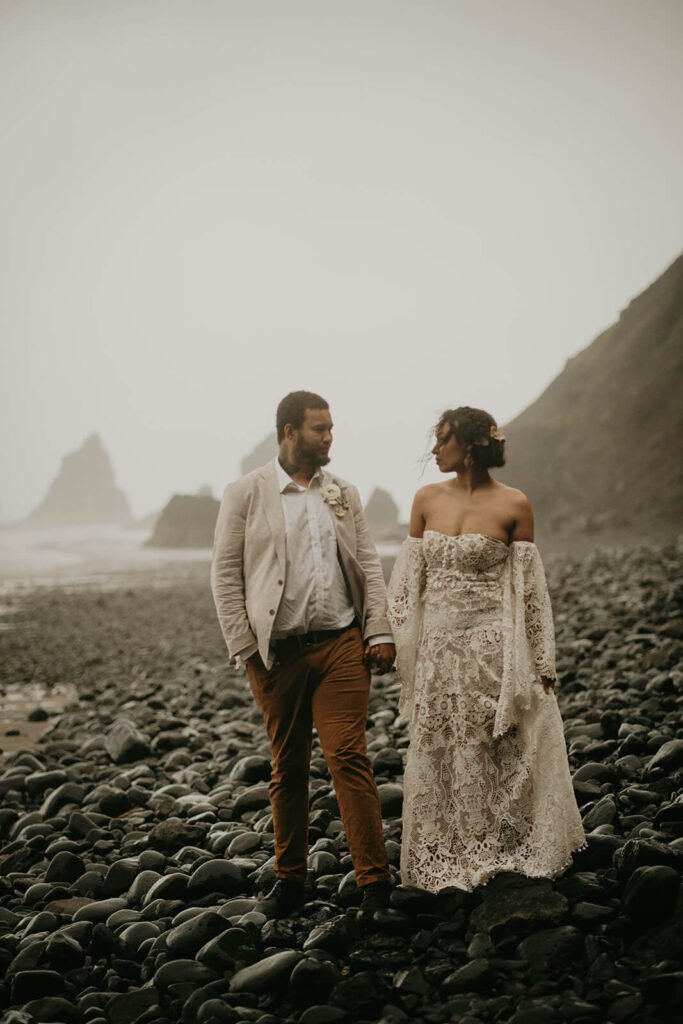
[[436, 406, 506, 469]]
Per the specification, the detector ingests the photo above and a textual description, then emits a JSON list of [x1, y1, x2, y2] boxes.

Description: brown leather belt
[[271, 623, 355, 657]]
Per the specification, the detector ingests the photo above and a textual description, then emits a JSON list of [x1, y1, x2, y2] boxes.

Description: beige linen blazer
[[211, 460, 392, 669]]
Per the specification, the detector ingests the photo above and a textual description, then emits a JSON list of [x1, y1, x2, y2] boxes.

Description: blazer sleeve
[[349, 484, 393, 640], [210, 480, 257, 663]]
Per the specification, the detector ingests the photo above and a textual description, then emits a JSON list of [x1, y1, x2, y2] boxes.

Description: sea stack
[[27, 433, 131, 526]]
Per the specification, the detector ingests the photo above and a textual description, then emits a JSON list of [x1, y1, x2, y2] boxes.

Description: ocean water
[[0, 525, 212, 591]]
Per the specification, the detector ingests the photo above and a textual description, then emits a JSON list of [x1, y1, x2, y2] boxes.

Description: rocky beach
[[1, 540, 682, 1024]]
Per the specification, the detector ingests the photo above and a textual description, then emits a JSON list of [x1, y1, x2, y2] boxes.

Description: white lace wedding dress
[[388, 532, 585, 893]]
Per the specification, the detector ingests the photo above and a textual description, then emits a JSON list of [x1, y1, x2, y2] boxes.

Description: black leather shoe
[[360, 880, 392, 912], [256, 878, 306, 919]]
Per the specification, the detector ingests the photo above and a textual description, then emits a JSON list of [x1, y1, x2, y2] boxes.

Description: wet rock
[[469, 875, 568, 935], [105, 987, 161, 1024], [44, 850, 86, 883], [148, 817, 206, 853], [442, 958, 492, 993], [230, 949, 303, 993], [104, 719, 152, 764], [330, 970, 390, 1015], [622, 865, 680, 926], [377, 783, 403, 816], [187, 857, 247, 898], [518, 926, 583, 970], [229, 755, 271, 782], [647, 739, 683, 773], [303, 914, 359, 955], [154, 958, 217, 989], [22, 997, 80, 1023], [582, 795, 619, 830], [11, 970, 65, 1002], [166, 910, 229, 956], [288, 956, 342, 1004]]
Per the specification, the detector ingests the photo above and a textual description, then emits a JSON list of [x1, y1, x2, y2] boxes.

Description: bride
[[388, 406, 585, 893]]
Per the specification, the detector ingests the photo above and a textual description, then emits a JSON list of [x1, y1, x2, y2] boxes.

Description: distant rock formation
[[498, 252, 683, 539], [241, 434, 278, 475], [145, 492, 220, 548], [364, 488, 407, 542], [27, 433, 131, 526]]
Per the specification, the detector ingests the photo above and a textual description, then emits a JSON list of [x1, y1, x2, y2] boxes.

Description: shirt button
[[277, 579, 283, 585], [269, 609, 275, 615]]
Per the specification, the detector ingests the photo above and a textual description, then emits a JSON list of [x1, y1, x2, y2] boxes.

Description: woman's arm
[[509, 491, 535, 543], [409, 488, 428, 538]]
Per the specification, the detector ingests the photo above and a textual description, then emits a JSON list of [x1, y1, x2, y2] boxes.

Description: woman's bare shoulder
[[494, 481, 532, 510]]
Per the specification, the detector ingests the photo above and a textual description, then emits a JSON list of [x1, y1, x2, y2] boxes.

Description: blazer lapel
[[259, 461, 286, 570]]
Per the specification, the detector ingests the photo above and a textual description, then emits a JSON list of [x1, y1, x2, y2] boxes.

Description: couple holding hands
[[211, 390, 585, 919]]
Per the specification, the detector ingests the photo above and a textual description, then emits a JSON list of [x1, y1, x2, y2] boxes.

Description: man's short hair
[[276, 391, 329, 443]]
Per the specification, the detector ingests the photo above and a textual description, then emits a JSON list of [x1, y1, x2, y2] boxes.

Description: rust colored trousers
[[246, 625, 390, 887]]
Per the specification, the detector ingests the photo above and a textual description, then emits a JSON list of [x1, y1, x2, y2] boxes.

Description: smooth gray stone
[[105, 987, 160, 1024], [622, 865, 680, 926], [582, 796, 619, 830], [229, 755, 271, 783], [153, 958, 217, 989], [196, 926, 255, 971], [11, 971, 65, 1003], [25, 770, 69, 798], [303, 915, 359, 956], [102, 858, 139, 897], [187, 858, 246, 897], [647, 739, 683, 772], [227, 832, 262, 856], [118, 921, 160, 953], [40, 783, 85, 818], [142, 871, 189, 905], [230, 949, 303, 993], [442, 959, 492, 993], [518, 926, 583, 968], [289, 957, 342, 1004], [127, 869, 162, 905], [377, 783, 403, 816], [232, 784, 271, 816], [72, 898, 128, 923], [22, 997, 80, 1024], [104, 719, 152, 765], [44, 850, 86, 884], [165, 910, 229, 956]]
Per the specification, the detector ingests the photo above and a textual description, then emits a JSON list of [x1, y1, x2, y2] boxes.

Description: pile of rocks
[[0, 541, 681, 1023]]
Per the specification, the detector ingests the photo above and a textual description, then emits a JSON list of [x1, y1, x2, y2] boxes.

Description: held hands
[[364, 643, 396, 674]]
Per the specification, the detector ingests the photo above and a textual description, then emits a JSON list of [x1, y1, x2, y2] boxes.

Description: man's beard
[[293, 438, 330, 467]]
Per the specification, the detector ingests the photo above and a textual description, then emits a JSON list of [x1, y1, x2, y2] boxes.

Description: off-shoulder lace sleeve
[[387, 537, 426, 721], [495, 541, 557, 738]]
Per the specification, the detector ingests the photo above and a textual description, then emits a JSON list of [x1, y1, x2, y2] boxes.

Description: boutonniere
[[321, 479, 351, 518]]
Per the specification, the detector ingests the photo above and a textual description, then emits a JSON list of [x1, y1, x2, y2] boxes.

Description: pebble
[[0, 542, 680, 1023]]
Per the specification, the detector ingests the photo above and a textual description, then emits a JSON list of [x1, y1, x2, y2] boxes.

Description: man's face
[[290, 408, 333, 466]]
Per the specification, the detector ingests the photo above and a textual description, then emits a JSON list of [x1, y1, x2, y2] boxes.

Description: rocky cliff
[[241, 435, 278, 476], [145, 493, 220, 548], [499, 253, 683, 540], [27, 433, 131, 526]]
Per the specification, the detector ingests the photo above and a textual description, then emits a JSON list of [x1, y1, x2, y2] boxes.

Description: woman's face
[[432, 422, 467, 472]]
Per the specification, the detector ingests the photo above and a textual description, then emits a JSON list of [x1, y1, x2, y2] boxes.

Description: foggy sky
[[2, 0, 682, 523]]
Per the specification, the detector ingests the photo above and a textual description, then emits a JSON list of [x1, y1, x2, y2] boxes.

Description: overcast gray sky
[[2, 0, 682, 523]]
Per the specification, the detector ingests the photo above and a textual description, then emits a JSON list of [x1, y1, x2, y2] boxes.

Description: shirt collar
[[273, 457, 324, 493]]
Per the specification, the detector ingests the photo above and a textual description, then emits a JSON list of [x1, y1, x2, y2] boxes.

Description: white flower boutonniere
[[322, 479, 350, 518]]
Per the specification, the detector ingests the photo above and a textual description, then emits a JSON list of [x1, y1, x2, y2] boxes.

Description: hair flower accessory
[[322, 479, 350, 518], [490, 425, 505, 442]]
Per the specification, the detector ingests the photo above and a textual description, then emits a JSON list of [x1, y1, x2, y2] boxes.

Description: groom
[[211, 390, 395, 917]]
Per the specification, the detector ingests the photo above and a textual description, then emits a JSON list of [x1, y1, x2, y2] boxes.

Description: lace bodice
[[388, 533, 556, 737]]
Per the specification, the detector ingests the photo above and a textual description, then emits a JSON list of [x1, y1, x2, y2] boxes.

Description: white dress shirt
[[237, 458, 391, 661]]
